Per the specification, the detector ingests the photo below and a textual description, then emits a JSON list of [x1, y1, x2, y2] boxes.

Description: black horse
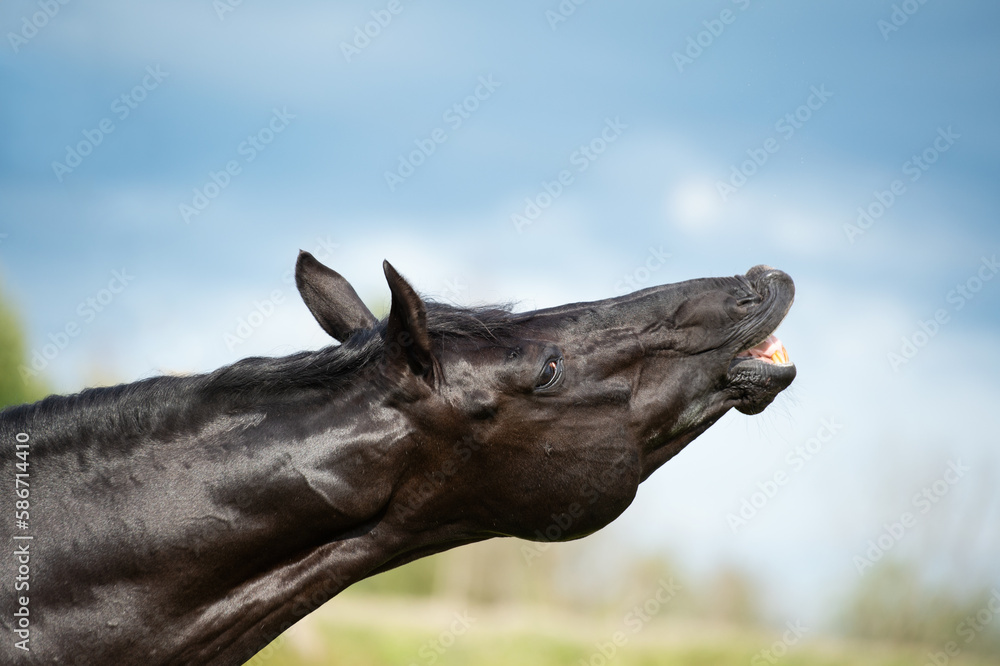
[[0, 254, 795, 664]]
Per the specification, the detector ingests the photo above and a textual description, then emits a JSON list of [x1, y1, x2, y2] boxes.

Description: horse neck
[[154, 378, 405, 562], [33, 376, 398, 583]]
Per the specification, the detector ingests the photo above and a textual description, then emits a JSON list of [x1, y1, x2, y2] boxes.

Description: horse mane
[[0, 301, 518, 453], [201, 301, 517, 396]]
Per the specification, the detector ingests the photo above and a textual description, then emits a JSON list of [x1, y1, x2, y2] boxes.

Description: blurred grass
[[247, 596, 998, 666], [244, 540, 1000, 666]]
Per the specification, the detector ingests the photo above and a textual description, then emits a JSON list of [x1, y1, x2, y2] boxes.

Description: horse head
[[295, 253, 795, 547]]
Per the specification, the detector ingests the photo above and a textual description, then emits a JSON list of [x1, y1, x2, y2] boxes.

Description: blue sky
[[2, 0, 999, 626]]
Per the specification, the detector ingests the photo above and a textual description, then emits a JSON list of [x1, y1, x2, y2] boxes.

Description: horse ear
[[382, 260, 438, 382], [295, 251, 377, 342]]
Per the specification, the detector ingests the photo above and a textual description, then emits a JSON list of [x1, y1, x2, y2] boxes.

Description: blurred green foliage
[[344, 541, 761, 623], [344, 538, 562, 605], [0, 278, 46, 410], [346, 555, 438, 598], [840, 560, 1000, 657]]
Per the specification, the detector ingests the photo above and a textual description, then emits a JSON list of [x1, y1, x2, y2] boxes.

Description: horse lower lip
[[728, 356, 797, 414], [731, 356, 796, 373]]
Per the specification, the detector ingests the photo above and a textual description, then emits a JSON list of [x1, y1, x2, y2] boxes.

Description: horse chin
[[728, 356, 796, 415]]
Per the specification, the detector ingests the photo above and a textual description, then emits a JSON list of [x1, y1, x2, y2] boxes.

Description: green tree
[[0, 279, 45, 410]]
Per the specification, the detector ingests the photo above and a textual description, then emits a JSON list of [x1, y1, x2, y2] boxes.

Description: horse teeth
[[769, 346, 789, 364]]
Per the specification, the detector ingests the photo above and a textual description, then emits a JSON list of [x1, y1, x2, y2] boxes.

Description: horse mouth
[[736, 333, 791, 365], [727, 266, 796, 415]]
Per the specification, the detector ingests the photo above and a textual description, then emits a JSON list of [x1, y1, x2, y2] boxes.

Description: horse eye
[[535, 357, 563, 391]]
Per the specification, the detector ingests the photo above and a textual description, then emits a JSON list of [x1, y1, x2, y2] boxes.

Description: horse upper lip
[[726, 266, 796, 369], [735, 266, 795, 356]]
